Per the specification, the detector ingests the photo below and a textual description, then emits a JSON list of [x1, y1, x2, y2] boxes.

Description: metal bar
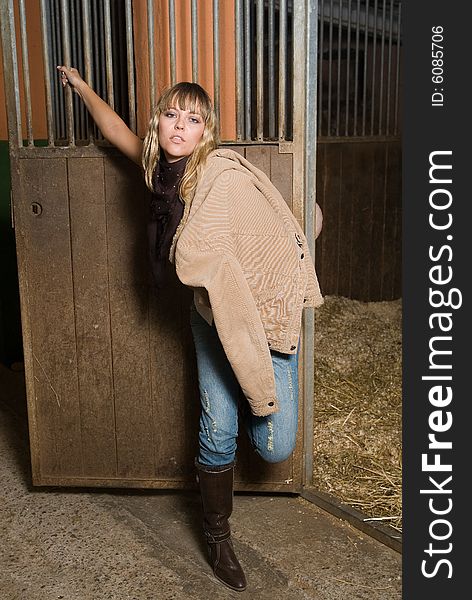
[[169, 0, 177, 85], [353, 0, 361, 136], [335, 0, 342, 136], [256, 0, 264, 140], [60, 0, 75, 145], [244, 0, 251, 139], [125, 0, 136, 133], [317, 0, 323, 136], [103, 0, 114, 109], [278, 0, 287, 140], [361, 0, 369, 136], [213, 0, 220, 132], [385, 0, 394, 135], [235, 0, 244, 140], [303, 0, 318, 491], [91, 0, 101, 139], [345, 0, 352, 136], [191, 0, 198, 82], [268, 0, 275, 139], [0, 0, 23, 148], [301, 488, 402, 554], [39, 0, 54, 145], [51, 0, 62, 142], [70, 0, 82, 141], [147, 0, 156, 112], [326, 0, 333, 136], [378, 0, 387, 134], [370, 0, 378, 135], [18, 0, 33, 145], [393, 2, 401, 136]]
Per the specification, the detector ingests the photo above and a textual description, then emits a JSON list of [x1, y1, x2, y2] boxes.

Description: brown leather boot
[[195, 460, 247, 592]]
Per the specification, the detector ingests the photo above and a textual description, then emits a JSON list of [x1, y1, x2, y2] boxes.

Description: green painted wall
[[0, 141, 23, 364]]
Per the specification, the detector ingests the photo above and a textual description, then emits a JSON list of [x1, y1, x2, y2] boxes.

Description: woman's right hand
[[56, 66, 84, 94]]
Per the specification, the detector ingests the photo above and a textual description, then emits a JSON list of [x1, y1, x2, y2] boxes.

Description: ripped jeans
[[190, 303, 299, 467]]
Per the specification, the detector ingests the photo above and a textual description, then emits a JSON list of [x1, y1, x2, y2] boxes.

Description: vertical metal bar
[[393, 2, 401, 136], [256, 0, 264, 140], [268, 0, 275, 139], [91, 0, 101, 139], [235, 0, 244, 140], [49, 0, 63, 141], [303, 0, 318, 489], [82, 0, 94, 141], [317, 0, 323, 136], [326, 0, 333, 136], [39, 0, 54, 145], [18, 0, 33, 145], [244, 0, 251, 139], [125, 0, 136, 133], [103, 0, 114, 109], [335, 0, 342, 136], [353, 0, 361, 136], [361, 0, 369, 136], [378, 0, 386, 135], [0, 0, 23, 148], [213, 0, 220, 132], [191, 0, 198, 83], [60, 0, 75, 145], [385, 0, 394, 135], [345, 0, 352, 136], [147, 0, 156, 112], [278, 0, 287, 140], [169, 0, 177, 85], [370, 0, 378, 135], [70, 0, 81, 141]]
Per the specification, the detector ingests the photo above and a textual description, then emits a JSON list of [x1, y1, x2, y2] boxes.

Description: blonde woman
[[57, 66, 323, 593]]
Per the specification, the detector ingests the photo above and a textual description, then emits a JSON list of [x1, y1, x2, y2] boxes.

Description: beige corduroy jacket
[[170, 148, 323, 417]]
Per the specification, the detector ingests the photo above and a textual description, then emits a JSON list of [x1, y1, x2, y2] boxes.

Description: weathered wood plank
[[337, 144, 356, 297], [369, 144, 388, 300], [349, 143, 375, 299], [149, 272, 198, 478], [18, 158, 83, 478], [382, 142, 402, 299], [68, 157, 117, 476], [270, 145, 293, 208], [318, 143, 340, 294], [104, 157, 155, 477], [245, 145, 271, 178]]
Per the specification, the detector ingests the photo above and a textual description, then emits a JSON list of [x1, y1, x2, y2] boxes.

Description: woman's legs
[[190, 303, 299, 466], [190, 304, 299, 591], [190, 304, 241, 467], [244, 347, 299, 463]]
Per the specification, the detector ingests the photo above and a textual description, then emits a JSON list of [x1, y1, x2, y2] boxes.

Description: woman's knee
[[252, 429, 297, 464]]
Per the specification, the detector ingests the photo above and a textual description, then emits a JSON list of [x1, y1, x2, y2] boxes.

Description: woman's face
[[158, 105, 205, 162]]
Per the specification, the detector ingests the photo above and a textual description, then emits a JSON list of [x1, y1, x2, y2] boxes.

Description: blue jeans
[[190, 303, 299, 467]]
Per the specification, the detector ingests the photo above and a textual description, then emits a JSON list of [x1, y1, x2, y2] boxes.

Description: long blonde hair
[[142, 82, 219, 202]]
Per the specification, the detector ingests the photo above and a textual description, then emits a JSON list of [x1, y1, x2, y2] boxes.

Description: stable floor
[[0, 365, 401, 600]]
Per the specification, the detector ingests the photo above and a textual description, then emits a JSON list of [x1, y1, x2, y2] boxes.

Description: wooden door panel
[[68, 157, 117, 477], [15, 147, 301, 490], [18, 158, 83, 478]]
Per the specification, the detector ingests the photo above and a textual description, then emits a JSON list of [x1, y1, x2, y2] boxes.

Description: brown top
[[148, 155, 187, 287]]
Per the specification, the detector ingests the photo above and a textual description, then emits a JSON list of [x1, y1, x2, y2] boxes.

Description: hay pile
[[313, 296, 402, 532]]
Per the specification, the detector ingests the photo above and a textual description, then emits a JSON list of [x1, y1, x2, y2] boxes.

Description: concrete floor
[[0, 366, 401, 599]]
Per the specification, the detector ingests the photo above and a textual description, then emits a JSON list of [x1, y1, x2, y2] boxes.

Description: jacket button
[[300, 253, 304, 259], [290, 345, 296, 350], [268, 401, 274, 407], [303, 299, 307, 303]]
